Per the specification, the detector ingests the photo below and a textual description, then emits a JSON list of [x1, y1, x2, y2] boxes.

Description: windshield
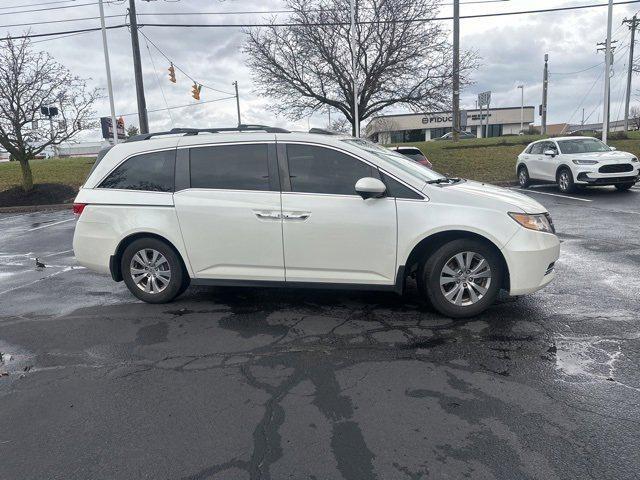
[[343, 138, 444, 182], [557, 138, 611, 154]]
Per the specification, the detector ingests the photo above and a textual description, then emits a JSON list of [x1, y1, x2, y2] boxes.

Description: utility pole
[[542, 54, 548, 135], [602, 0, 614, 144], [98, 0, 118, 144], [623, 15, 638, 132], [128, 0, 149, 134], [517, 84, 524, 133], [349, 0, 359, 137], [232, 81, 241, 127], [452, 0, 460, 142]]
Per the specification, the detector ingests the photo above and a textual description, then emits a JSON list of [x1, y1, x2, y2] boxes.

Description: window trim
[[184, 141, 279, 193], [277, 141, 425, 200], [97, 147, 177, 193]]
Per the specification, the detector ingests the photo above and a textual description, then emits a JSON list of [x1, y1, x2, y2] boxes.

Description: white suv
[[73, 125, 560, 318], [517, 136, 639, 193]]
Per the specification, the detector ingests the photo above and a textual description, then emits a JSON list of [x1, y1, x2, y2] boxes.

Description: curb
[[0, 203, 72, 214]]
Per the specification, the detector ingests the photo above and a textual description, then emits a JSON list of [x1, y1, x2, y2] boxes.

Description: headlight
[[631, 157, 638, 163], [572, 159, 598, 165], [508, 212, 555, 234]]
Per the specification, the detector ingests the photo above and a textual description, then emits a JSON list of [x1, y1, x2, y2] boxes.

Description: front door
[[539, 141, 560, 181], [279, 143, 397, 285], [173, 142, 285, 281]]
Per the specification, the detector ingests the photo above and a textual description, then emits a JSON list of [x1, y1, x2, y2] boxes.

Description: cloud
[[5, 0, 640, 140]]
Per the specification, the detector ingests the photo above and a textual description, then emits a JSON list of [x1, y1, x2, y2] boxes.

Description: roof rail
[[125, 124, 290, 142], [308, 128, 343, 136]]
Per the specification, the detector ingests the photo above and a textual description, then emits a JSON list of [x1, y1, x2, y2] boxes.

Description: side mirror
[[610, 146, 617, 151], [355, 177, 386, 199], [544, 149, 557, 157]]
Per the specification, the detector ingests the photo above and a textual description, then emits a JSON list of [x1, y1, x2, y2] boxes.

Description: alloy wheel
[[439, 251, 492, 306], [129, 248, 172, 294], [559, 172, 569, 191], [519, 169, 528, 186]]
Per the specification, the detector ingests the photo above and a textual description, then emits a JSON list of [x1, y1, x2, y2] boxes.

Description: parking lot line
[[509, 188, 592, 202], [27, 218, 75, 232]]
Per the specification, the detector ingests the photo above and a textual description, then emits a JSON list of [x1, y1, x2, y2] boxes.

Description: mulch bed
[[0, 183, 77, 208]]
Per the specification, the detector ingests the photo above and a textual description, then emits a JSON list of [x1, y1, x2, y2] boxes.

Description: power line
[[138, 29, 235, 95], [0, 1, 120, 15], [3, 0, 640, 41]]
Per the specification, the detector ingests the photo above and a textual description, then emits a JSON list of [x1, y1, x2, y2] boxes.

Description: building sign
[[100, 116, 125, 140], [422, 115, 453, 125]]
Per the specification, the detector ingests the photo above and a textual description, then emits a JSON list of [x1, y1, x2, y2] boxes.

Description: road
[[1, 185, 639, 480]]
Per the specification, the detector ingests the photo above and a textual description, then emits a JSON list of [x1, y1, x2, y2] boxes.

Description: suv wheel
[[419, 239, 503, 318], [121, 238, 185, 303], [518, 165, 530, 188], [557, 168, 575, 193], [615, 182, 634, 191]]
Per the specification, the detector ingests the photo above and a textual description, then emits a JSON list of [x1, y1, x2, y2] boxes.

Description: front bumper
[[501, 227, 560, 296], [574, 165, 639, 185]]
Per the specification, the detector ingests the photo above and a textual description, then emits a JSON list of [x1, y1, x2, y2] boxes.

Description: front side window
[[557, 138, 610, 154], [529, 142, 544, 154], [286, 144, 376, 195], [343, 138, 444, 182], [99, 150, 175, 192], [190, 144, 270, 191]]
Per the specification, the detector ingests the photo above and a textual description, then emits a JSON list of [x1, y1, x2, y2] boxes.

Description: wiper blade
[[426, 177, 461, 184]]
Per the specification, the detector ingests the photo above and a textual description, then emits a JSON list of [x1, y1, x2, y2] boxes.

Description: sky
[[2, 0, 640, 140]]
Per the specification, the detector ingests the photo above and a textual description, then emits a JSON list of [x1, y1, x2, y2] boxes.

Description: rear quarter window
[[99, 150, 176, 192]]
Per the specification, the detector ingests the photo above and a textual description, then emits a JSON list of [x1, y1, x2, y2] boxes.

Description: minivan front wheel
[[419, 239, 504, 318], [121, 238, 185, 303]]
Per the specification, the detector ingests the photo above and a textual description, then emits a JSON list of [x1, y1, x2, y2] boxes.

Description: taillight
[[73, 203, 87, 216]]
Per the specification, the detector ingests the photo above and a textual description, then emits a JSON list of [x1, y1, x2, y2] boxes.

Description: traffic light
[[191, 83, 202, 100], [168, 63, 176, 83]]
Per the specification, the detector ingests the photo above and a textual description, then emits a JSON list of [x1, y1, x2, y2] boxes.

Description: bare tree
[[0, 36, 100, 191], [630, 105, 640, 130], [325, 116, 351, 133], [245, 0, 476, 136]]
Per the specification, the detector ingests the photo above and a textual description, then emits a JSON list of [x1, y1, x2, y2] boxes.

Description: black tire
[[121, 237, 185, 303], [517, 165, 531, 188], [418, 239, 504, 319], [615, 182, 635, 191], [557, 168, 575, 194]]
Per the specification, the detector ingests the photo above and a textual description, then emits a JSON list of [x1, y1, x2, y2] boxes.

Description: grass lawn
[[0, 157, 95, 192], [393, 131, 640, 184]]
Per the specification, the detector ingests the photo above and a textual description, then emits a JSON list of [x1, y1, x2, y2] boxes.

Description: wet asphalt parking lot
[[1, 184, 639, 480]]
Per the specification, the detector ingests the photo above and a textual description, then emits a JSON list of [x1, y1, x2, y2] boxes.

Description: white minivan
[[73, 126, 560, 318]]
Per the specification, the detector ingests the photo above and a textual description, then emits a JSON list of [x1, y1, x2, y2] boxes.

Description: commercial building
[[366, 106, 535, 143]]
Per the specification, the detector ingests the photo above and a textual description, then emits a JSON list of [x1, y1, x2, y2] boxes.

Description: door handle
[[282, 211, 310, 221], [254, 210, 282, 220]]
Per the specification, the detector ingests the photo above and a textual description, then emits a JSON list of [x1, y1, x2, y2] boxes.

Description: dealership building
[[366, 106, 536, 143]]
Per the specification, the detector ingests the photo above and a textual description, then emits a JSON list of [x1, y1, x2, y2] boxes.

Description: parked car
[[516, 136, 639, 193], [388, 146, 432, 168], [73, 125, 559, 318], [435, 131, 476, 141]]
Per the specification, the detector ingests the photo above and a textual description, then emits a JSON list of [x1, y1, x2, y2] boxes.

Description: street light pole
[[233, 81, 241, 127], [518, 85, 524, 133], [602, 0, 614, 144], [349, 0, 359, 137], [98, 0, 118, 144]]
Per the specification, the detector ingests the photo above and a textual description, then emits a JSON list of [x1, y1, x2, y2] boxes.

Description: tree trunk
[[19, 159, 34, 192]]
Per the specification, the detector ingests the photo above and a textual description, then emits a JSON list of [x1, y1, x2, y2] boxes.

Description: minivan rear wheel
[[121, 238, 185, 303], [419, 239, 504, 318]]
